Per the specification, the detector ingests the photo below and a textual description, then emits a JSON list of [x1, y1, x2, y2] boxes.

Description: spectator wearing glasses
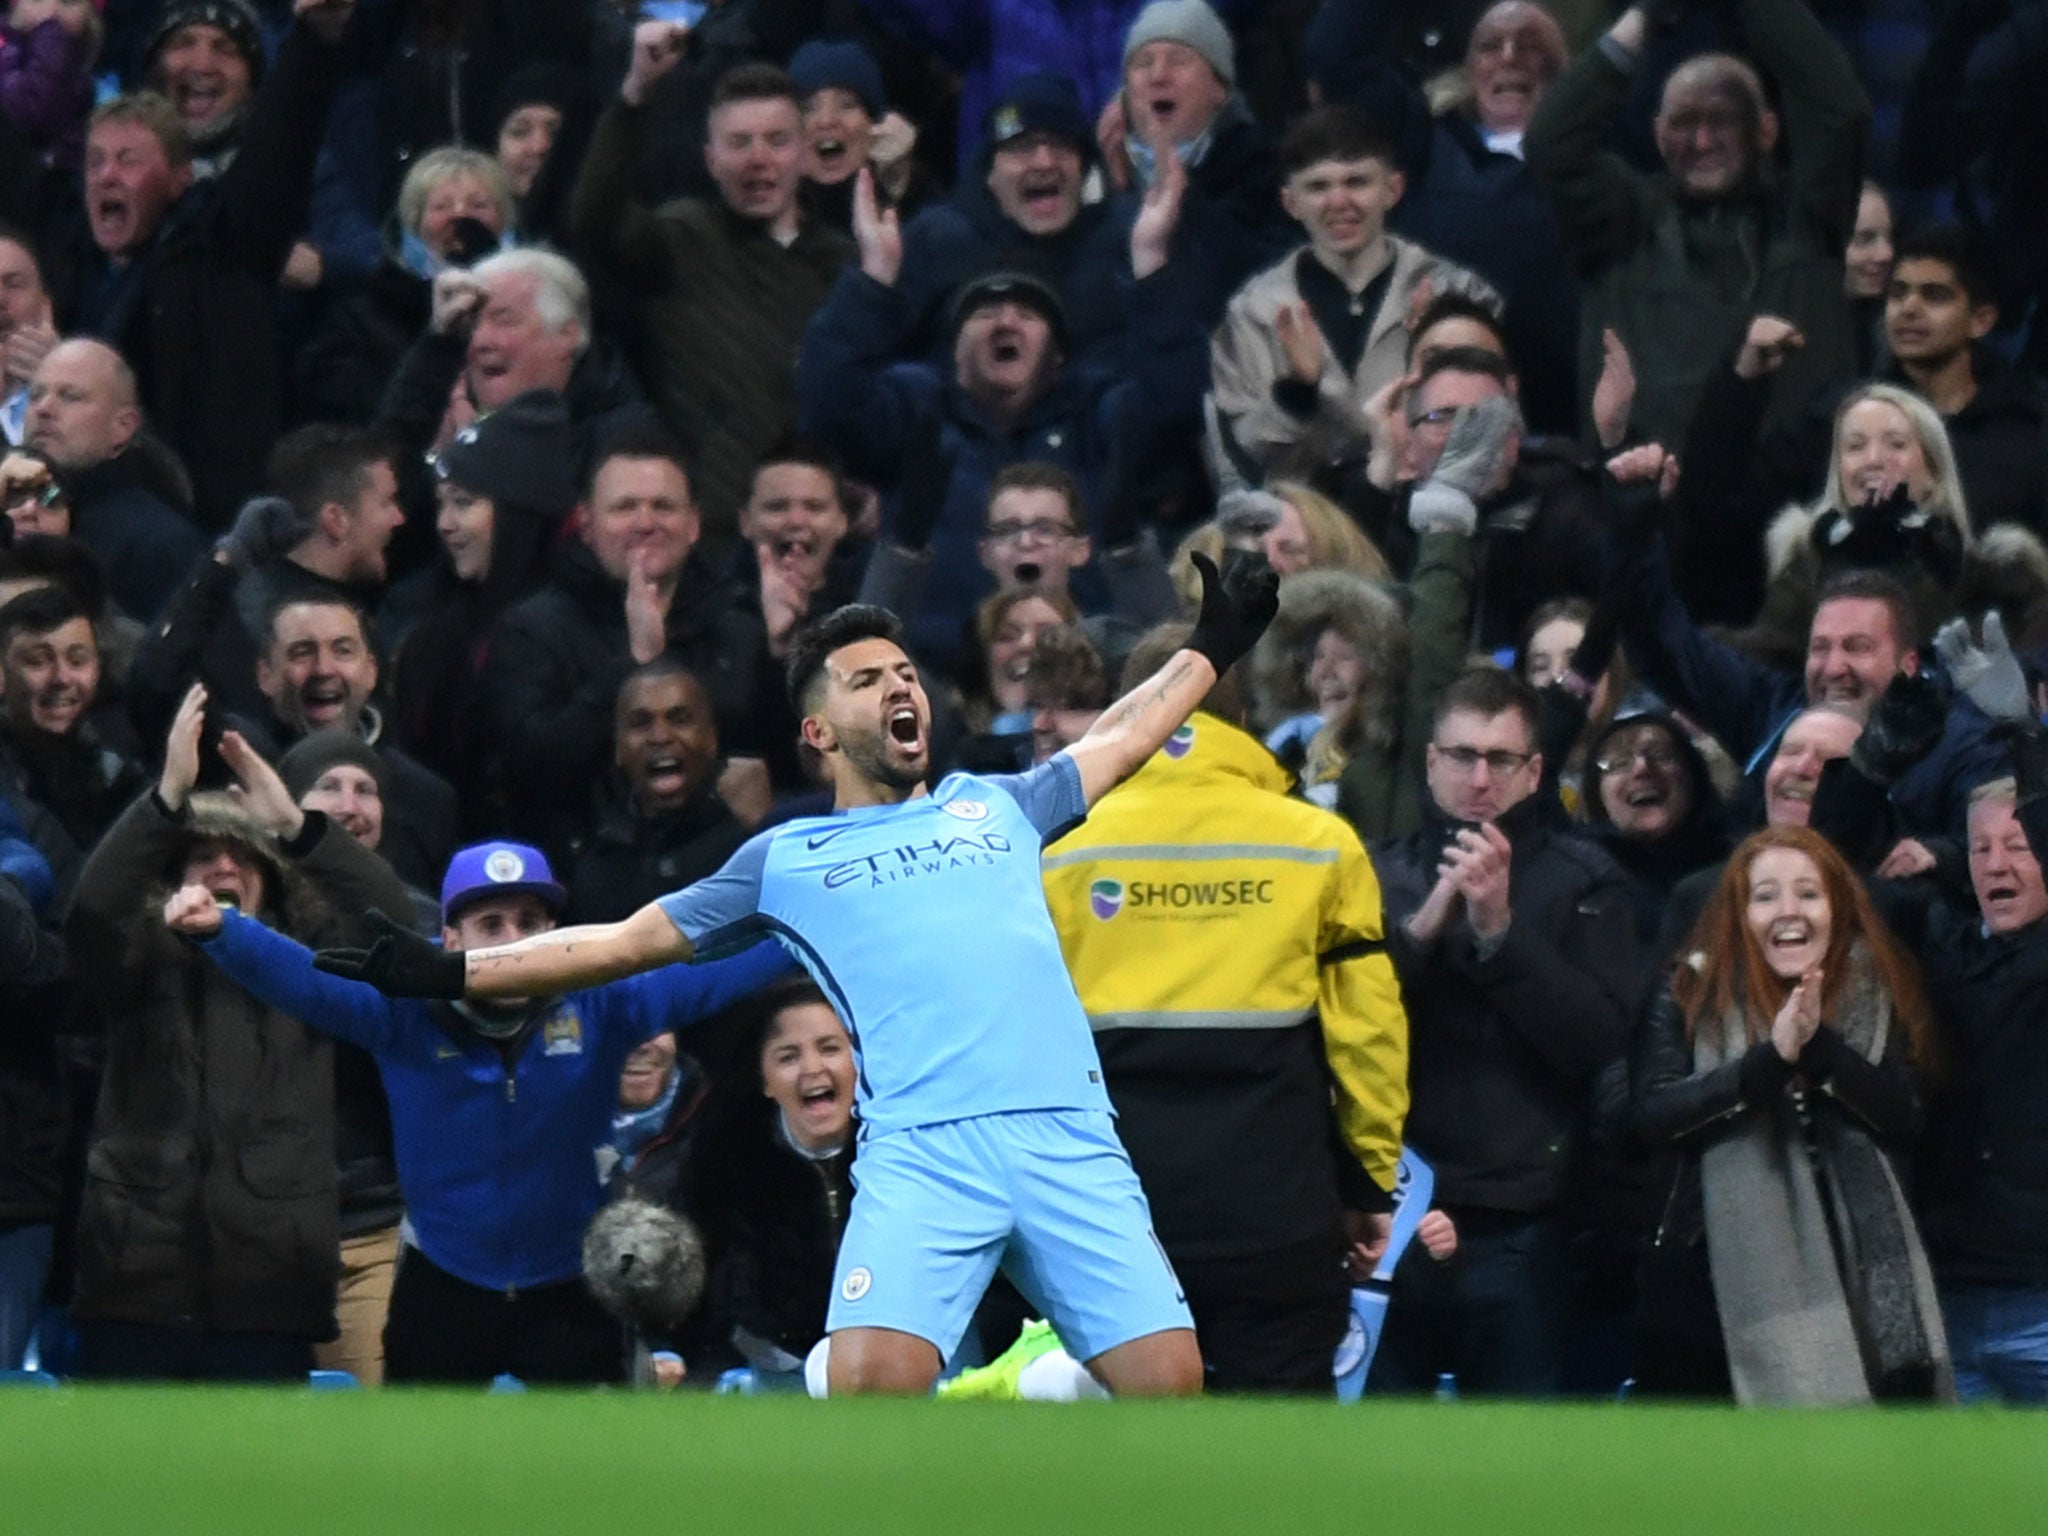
[[1579, 709, 1731, 970], [1367, 664, 1635, 1395], [1345, 346, 1606, 652]]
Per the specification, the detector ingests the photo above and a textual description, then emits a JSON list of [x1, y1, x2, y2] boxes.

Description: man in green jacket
[[570, 26, 855, 539]]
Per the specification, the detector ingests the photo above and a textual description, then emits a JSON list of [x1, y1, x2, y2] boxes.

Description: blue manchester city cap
[[440, 841, 568, 925]]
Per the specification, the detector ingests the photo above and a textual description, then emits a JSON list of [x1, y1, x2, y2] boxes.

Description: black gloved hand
[[2003, 722, 2048, 809], [1849, 671, 1950, 786], [1185, 549, 1279, 674], [1600, 467, 1664, 551], [314, 909, 467, 998]]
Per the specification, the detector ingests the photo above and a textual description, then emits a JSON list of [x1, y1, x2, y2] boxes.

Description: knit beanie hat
[[144, 0, 264, 83], [788, 39, 886, 118], [278, 728, 389, 803], [434, 389, 578, 515], [980, 71, 1092, 162], [490, 63, 578, 136], [950, 269, 1069, 353], [1123, 0, 1235, 88]]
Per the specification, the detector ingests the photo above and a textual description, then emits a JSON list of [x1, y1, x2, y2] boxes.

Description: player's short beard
[[841, 722, 924, 791]]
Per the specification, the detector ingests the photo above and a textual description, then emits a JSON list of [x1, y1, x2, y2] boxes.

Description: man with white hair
[[1526, 0, 1869, 445], [377, 245, 649, 491]]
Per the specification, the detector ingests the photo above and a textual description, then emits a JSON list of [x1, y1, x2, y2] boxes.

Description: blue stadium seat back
[[488, 1373, 527, 1393], [0, 1369, 61, 1388], [308, 1369, 361, 1391]]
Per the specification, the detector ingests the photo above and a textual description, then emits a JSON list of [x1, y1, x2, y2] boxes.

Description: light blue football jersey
[[657, 756, 1112, 1135]]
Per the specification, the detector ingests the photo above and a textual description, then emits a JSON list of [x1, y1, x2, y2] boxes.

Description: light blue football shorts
[[824, 1107, 1194, 1363]]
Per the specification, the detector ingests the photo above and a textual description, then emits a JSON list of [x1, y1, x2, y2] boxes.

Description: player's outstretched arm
[[315, 902, 693, 1000], [1066, 551, 1278, 805]]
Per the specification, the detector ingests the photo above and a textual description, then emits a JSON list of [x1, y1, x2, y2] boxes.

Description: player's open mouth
[[888, 707, 921, 747]]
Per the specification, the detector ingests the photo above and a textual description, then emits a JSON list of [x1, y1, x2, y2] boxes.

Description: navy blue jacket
[[1618, 537, 2003, 835], [798, 265, 1208, 668], [198, 911, 789, 1292]]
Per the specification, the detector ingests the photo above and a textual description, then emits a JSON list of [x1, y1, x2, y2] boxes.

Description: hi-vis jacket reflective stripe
[[1041, 714, 1409, 1196]]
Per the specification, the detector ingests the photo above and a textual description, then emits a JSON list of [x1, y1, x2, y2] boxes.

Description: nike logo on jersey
[[806, 826, 857, 850]]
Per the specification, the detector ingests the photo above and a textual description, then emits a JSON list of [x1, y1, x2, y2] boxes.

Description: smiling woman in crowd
[[667, 980, 858, 1385], [1631, 825, 1948, 1405]]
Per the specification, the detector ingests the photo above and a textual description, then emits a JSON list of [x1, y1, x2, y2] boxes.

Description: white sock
[[804, 1336, 832, 1399], [1015, 1349, 1110, 1402]]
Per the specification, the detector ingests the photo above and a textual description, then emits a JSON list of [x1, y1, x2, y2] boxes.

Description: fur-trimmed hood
[[1744, 499, 2048, 659], [1247, 569, 1407, 745], [157, 792, 327, 936]]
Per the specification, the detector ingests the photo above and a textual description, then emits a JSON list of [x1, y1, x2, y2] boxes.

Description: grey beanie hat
[[1123, 0, 1236, 88]]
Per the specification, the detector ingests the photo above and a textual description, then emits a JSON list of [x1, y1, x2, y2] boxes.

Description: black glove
[[2004, 722, 2048, 810], [313, 909, 467, 998], [1849, 671, 1950, 786], [1185, 549, 1278, 674], [1600, 468, 1664, 552]]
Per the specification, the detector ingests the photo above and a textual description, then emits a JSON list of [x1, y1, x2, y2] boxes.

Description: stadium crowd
[[4, 0, 2048, 1408]]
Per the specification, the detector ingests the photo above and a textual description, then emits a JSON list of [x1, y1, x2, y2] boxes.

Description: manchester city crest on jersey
[[941, 798, 989, 821], [542, 1014, 584, 1057], [841, 1266, 872, 1302]]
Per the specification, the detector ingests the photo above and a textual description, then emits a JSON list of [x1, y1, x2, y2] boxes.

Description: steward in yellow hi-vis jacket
[[1042, 707, 1409, 1394]]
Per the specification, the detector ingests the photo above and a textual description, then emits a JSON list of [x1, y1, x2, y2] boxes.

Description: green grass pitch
[[3, 1392, 2045, 1534]]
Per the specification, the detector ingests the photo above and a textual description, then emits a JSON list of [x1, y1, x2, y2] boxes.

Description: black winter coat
[[0, 23, 348, 527], [674, 1102, 852, 1375], [480, 542, 774, 859], [1373, 792, 1637, 1213]]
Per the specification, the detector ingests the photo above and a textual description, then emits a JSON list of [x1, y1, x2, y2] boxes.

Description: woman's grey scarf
[[1694, 951, 1952, 1405]]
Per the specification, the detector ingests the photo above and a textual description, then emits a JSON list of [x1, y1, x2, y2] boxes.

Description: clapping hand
[[1771, 965, 1824, 1064], [853, 167, 902, 286], [1442, 823, 1512, 940]]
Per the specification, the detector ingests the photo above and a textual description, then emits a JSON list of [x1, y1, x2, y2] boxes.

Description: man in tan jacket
[[1208, 105, 1495, 489]]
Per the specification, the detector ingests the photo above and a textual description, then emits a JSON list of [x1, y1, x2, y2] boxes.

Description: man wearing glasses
[[1366, 663, 1635, 1395]]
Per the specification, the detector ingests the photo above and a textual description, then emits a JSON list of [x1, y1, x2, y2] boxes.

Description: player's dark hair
[[1280, 105, 1398, 177], [1892, 222, 1999, 312], [786, 604, 905, 712], [1432, 664, 1540, 740]]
